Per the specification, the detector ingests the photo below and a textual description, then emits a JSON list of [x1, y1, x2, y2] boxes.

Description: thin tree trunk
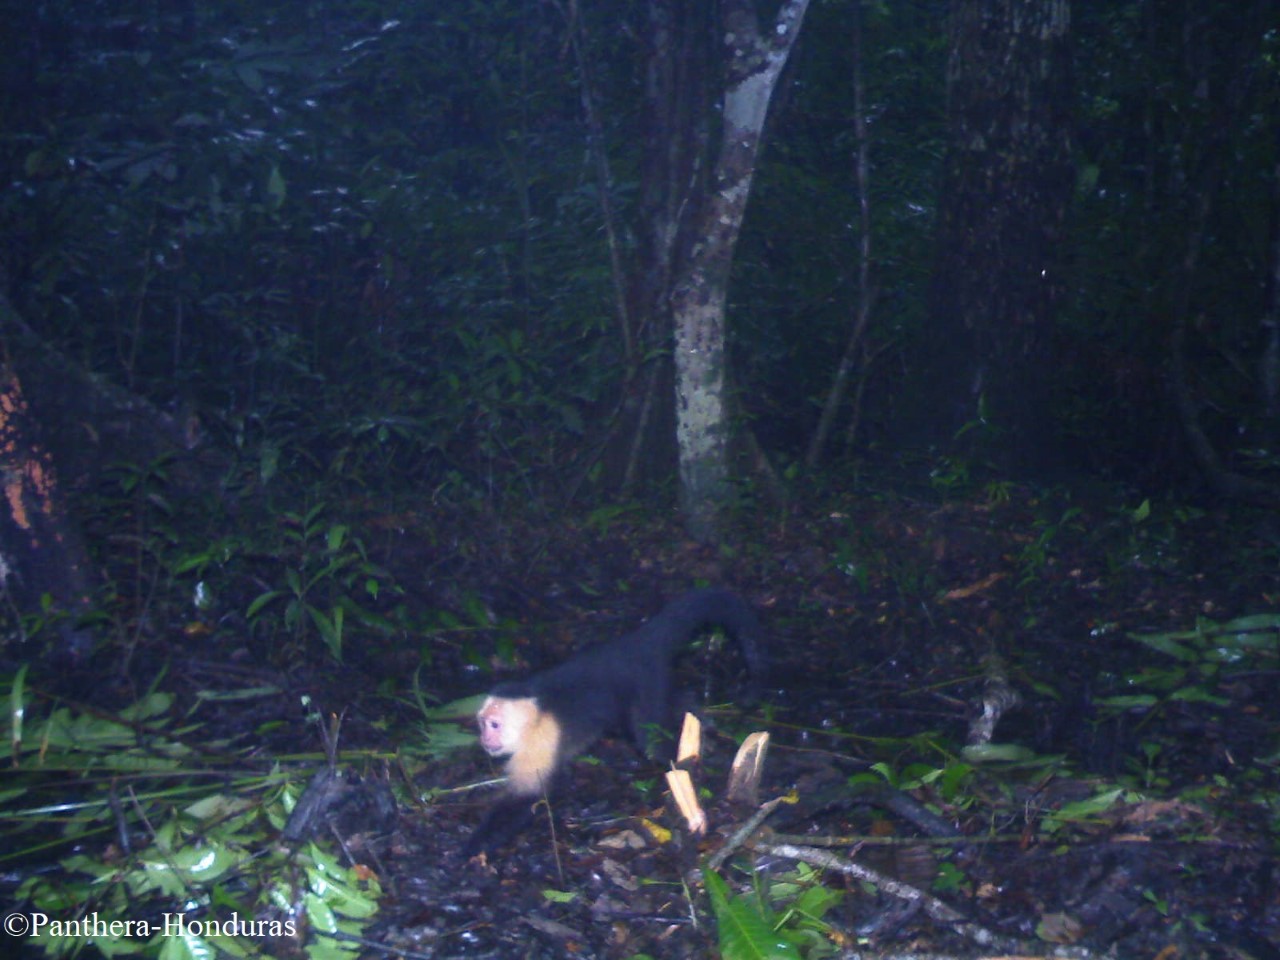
[[671, 0, 812, 541], [1260, 136, 1280, 439], [1163, 4, 1277, 503], [807, 0, 873, 468], [556, 0, 632, 363], [1169, 153, 1279, 504]]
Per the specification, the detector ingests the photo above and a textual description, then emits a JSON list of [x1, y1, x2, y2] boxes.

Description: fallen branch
[[704, 793, 793, 873], [747, 839, 1096, 959]]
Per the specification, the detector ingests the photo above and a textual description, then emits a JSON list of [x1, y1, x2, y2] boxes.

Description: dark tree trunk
[[1263, 137, 1280, 442], [0, 292, 224, 656], [592, 0, 716, 497], [0, 362, 96, 657], [1162, 6, 1279, 505], [1, 293, 209, 494], [807, 0, 873, 468], [906, 0, 1074, 473]]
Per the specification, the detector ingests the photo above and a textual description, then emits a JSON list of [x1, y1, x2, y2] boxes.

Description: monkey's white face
[[476, 696, 534, 757]]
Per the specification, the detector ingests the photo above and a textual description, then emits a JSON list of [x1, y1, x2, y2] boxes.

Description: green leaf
[[1131, 632, 1199, 661], [119, 692, 174, 722], [185, 794, 255, 821], [868, 761, 896, 787], [265, 164, 287, 210], [1095, 694, 1159, 709], [190, 686, 283, 705], [308, 605, 344, 661], [303, 844, 381, 920], [1047, 788, 1128, 824], [326, 524, 348, 552], [706, 871, 800, 960], [305, 891, 339, 934], [259, 443, 279, 484], [937, 761, 974, 799], [1218, 613, 1280, 632], [1168, 686, 1229, 706], [961, 743, 1037, 763], [157, 927, 215, 960], [791, 884, 842, 922]]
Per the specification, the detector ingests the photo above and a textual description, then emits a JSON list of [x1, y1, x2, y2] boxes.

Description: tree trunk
[[1, 293, 210, 494], [589, 0, 714, 497], [0, 292, 225, 655], [670, 0, 812, 541], [1263, 141, 1280, 441], [807, 0, 873, 468], [0, 361, 96, 657], [904, 0, 1074, 474]]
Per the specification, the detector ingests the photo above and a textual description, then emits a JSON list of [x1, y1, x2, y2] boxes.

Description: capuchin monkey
[[463, 588, 765, 856]]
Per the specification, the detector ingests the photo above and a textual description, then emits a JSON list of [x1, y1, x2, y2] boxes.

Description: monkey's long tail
[[649, 588, 767, 688]]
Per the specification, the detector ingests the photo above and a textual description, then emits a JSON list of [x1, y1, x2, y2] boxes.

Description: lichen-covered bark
[[670, 0, 811, 541]]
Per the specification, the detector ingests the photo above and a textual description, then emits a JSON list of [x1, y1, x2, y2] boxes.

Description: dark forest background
[[3, 0, 1276, 520], [4, 4, 1280, 958]]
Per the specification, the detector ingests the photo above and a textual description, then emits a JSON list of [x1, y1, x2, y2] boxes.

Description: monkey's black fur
[[464, 588, 765, 856]]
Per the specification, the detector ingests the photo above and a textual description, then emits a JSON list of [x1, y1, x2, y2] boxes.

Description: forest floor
[[10, 475, 1280, 959]]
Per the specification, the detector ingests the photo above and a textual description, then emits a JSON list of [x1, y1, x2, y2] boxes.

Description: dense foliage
[[4, 0, 1275, 501]]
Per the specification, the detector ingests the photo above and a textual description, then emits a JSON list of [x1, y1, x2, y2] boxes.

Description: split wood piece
[[676, 711, 702, 764], [726, 731, 769, 807], [667, 713, 706, 834], [666, 769, 707, 835]]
